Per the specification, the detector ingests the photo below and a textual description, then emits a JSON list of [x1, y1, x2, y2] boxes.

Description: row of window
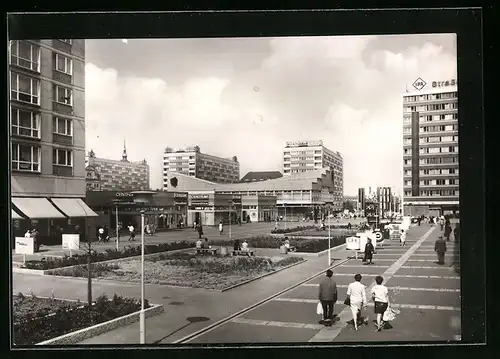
[[12, 143, 73, 173], [284, 150, 321, 156], [403, 102, 458, 113], [404, 179, 459, 186], [413, 157, 459, 165], [405, 124, 459, 133], [404, 168, 459, 176], [403, 113, 458, 124], [10, 40, 74, 75], [404, 92, 457, 102], [404, 190, 459, 197], [11, 107, 73, 140], [11, 72, 74, 106]]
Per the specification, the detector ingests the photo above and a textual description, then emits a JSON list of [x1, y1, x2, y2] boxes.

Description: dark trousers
[[363, 253, 373, 263], [321, 300, 334, 321], [198, 232, 202, 239], [440, 224, 444, 230], [437, 251, 445, 264]]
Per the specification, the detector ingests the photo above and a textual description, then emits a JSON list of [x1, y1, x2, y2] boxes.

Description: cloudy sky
[[85, 34, 457, 195]]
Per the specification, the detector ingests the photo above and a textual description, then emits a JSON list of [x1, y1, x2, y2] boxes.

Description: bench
[[232, 250, 255, 256], [196, 248, 218, 256]]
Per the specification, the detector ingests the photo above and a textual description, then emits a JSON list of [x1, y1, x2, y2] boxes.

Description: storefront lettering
[[191, 194, 209, 199], [174, 193, 188, 198], [116, 192, 134, 197], [432, 79, 457, 88]]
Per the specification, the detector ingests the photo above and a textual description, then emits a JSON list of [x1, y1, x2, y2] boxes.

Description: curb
[[173, 256, 352, 344], [35, 303, 164, 345], [291, 243, 347, 258], [220, 258, 307, 292]]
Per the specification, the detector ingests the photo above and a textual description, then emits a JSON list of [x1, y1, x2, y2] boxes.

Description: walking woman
[[346, 274, 368, 331], [371, 275, 390, 331], [363, 239, 375, 265], [400, 229, 407, 246]]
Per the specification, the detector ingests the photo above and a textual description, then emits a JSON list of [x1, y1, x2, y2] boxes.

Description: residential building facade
[[358, 187, 365, 212], [162, 145, 240, 185], [283, 140, 343, 212], [10, 39, 98, 243], [86, 145, 150, 191], [376, 186, 393, 218], [402, 79, 459, 217]]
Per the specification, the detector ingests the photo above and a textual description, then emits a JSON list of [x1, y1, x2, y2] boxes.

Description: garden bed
[[291, 228, 358, 237], [210, 235, 346, 253], [270, 225, 317, 234], [48, 252, 305, 290], [13, 293, 153, 345], [20, 241, 195, 271]]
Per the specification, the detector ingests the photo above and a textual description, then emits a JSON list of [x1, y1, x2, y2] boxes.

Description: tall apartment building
[[376, 186, 393, 218], [10, 39, 99, 241], [86, 143, 150, 191], [163, 145, 240, 186], [10, 39, 86, 198], [358, 187, 365, 212], [402, 78, 459, 217], [283, 140, 343, 210]]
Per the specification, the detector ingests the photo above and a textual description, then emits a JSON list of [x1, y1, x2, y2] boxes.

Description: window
[[10, 73, 40, 105], [59, 39, 73, 45], [53, 148, 73, 166], [54, 85, 73, 106], [10, 41, 40, 72], [404, 148, 412, 155], [53, 117, 73, 136], [55, 53, 73, 75], [11, 108, 41, 138], [12, 143, 41, 172]]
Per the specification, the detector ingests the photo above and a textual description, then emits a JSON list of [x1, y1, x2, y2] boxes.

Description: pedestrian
[[204, 237, 210, 249], [363, 238, 375, 265], [103, 225, 109, 242], [417, 216, 422, 226], [24, 229, 31, 238], [193, 220, 197, 231], [440, 217, 445, 231], [454, 225, 460, 242], [275, 220, 279, 231], [98, 226, 104, 242], [219, 220, 224, 235], [434, 235, 447, 265], [400, 229, 407, 247], [346, 274, 368, 331], [128, 224, 135, 241], [198, 224, 203, 239], [371, 275, 390, 332], [318, 269, 338, 326], [233, 239, 241, 251], [444, 223, 452, 242], [241, 239, 249, 252]]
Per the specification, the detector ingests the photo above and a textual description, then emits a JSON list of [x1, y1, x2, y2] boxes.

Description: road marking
[[401, 266, 455, 269], [309, 226, 436, 342], [231, 317, 324, 330], [393, 275, 460, 279], [300, 284, 459, 292], [271, 298, 460, 311], [339, 265, 390, 268]]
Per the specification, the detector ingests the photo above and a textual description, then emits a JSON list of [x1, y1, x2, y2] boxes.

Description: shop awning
[[11, 209, 22, 219], [51, 198, 98, 218], [12, 197, 66, 219]]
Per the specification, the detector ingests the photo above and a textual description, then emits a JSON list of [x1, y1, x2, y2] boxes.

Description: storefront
[[241, 195, 278, 223], [11, 197, 98, 245], [187, 191, 242, 226], [85, 190, 188, 234]]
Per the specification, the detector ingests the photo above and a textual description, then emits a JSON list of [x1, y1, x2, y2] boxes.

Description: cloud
[[85, 35, 457, 194]]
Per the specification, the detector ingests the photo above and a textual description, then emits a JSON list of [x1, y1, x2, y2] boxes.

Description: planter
[[35, 303, 164, 345]]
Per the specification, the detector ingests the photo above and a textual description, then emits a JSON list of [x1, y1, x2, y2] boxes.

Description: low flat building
[[240, 171, 283, 183]]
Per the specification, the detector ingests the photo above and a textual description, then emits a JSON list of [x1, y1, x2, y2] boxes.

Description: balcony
[[53, 165, 73, 177], [53, 133, 73, 146]]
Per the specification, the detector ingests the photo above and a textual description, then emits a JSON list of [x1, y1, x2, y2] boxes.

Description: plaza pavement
[[185, 222, 461, 344]]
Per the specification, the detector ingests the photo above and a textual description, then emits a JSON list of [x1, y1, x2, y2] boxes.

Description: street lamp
[[284, 204, 287, 230], [228, 200, 233, 241], [328, 210, 331, 266], [140, 210, 146, 344], [115, 204, 119, 251]]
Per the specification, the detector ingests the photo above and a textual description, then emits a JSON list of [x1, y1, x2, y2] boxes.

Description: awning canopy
[[11, 209, 22, 219], [51, 198, 98, 218], [12, 197, 66, 219]]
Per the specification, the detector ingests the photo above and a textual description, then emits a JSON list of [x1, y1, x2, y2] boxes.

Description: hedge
[[13, 294, 149, 345], [22, 241, 195, 270], [271, 225, 317, 234]]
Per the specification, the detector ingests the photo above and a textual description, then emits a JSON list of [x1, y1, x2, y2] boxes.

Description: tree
[[342, 201, 355, 212], [78, 221, 98, 316]]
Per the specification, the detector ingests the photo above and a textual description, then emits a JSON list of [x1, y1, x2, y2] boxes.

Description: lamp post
[[228, 200, 232, 241], [115, 205, 119, 251], [328, 210, 331, 266], [140, 210, 146, 344], [284, 205, 287, 230]]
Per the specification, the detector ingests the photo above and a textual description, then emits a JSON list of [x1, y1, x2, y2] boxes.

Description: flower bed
[[21, 241, 195, 270], [270, 225, 316, 234], [209, 235, 346, 253], [49, 253, 304, 290], [13, 293, 149, 345], [292, 228, 358, 237]]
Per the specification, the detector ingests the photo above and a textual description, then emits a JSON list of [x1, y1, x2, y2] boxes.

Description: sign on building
[[346, 236, 360, 250], [412, 77, 427, 91]]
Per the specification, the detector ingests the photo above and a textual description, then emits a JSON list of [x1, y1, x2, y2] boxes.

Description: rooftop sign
[[432, 79, 457, 88], [412, 77, 427, 91], [286, 140, 323, 148]]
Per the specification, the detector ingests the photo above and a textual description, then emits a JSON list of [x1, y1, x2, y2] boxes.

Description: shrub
[[271, 225, 316, 234], [23, 241, 195, 270], [13, 294, 149, 345]]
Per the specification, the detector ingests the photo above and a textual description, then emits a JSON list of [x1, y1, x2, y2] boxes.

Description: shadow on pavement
[[153, 316, 210, 344]]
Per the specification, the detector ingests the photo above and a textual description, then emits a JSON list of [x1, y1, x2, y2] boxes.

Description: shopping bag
[[383, 307, 399, 322], [316, 301, 323, 315], [344, 296, 351, 306]]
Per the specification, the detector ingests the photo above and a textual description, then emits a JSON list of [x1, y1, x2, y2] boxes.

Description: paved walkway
[[185, 223, 461, 343], [13, 241, 349, 344]]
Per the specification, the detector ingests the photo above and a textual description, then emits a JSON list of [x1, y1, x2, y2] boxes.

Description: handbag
[[316, 301, 323, 315], [344, 296, 351, 306]]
